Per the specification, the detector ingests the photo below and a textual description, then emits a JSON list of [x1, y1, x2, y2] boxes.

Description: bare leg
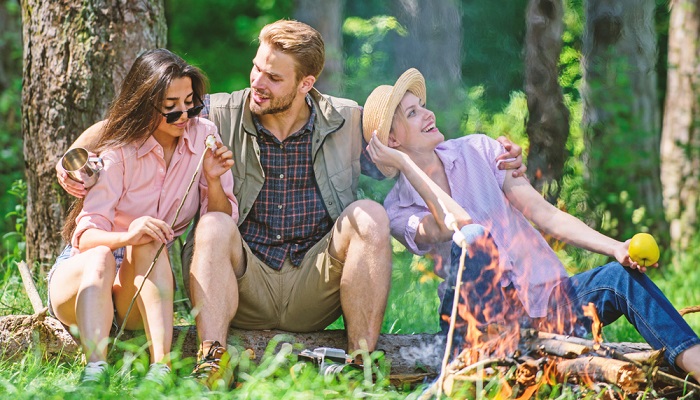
[[114, 242, 174, 364], [676, 344, 700, 382], [189, 212, 245, 354], [329, 200, 392, 353], [49, 246, 117, 362]]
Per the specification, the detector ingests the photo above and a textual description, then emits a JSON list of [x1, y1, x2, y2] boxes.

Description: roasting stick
[[436, 199, 469, 399], [110, 135, 217, 355]]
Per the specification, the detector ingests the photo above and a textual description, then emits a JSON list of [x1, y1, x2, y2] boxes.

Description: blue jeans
[[439, 225, 700, 368]]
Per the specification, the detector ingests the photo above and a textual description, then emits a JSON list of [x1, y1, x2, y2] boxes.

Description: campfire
[[419, 223, 700, 399]]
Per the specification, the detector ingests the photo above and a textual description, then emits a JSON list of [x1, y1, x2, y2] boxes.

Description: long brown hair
[[61, 49, 208, 243]]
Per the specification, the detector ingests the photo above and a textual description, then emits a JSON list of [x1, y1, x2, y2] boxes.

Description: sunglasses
[[156, 99, 205, 124]]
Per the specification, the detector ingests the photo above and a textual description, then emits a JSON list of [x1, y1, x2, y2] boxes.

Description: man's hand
[[56, 156, 88, 198], [495, 136, 526, 178]]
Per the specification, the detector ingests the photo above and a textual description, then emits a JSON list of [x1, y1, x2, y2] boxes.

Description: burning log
[[527, 337, 593, 358], [556, 355, 648, 393]]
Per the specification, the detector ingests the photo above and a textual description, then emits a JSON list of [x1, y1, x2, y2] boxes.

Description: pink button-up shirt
[[72, 118, 238, 249], [384, 134, 567, 318]]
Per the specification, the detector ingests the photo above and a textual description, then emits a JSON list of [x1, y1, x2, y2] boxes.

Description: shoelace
[[193, 343, 226, 375]]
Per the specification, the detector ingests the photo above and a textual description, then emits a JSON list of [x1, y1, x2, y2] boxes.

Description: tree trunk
[[524, 0, 570, 203], [581, 0, 667, 240], [20, 0, 167, 269], [294, 0, 344, 95], [391, 0, 463, 135], [660, 0, 700, 262]]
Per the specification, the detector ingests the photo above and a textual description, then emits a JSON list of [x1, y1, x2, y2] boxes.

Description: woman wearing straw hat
[[363, 68, 700, 379], [49, 49, 237, 385]]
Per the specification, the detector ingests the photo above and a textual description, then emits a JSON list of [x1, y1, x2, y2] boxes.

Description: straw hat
[[363, 68, 427, 178]]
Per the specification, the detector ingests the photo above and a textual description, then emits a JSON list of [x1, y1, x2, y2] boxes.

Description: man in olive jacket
[[184, 20, 393, 382]]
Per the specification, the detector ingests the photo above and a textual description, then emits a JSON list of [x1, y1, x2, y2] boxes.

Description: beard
[[249, 88, 297, 115]]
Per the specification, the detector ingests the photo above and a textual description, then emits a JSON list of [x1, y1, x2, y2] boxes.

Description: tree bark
[[581, 0, 667, 240], [391, 0, 463, 135], [20, 0, 167, 269], [660, 0, 700, 262], [294, 0, 344, 95], [524, 0, 570, 203]]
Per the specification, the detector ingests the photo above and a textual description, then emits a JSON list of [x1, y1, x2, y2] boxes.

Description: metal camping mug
[[61, 147, 104, 188]]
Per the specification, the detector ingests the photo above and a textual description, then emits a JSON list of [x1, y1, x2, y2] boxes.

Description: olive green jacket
[[208, 88, 363, 223]]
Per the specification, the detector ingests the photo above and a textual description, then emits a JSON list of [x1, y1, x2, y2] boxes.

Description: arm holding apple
[[501, 173, 658, 273]]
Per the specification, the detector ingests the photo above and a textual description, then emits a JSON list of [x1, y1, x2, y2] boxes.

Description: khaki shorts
[[182, 230, 344, 332]]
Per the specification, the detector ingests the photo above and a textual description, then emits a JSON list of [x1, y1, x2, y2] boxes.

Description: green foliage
[[165, 0, 294, 93], [462, 1, 528, 113], [0, 0, 24, 234], [341, 15, 407, 104], [2, 179, 26, 264]]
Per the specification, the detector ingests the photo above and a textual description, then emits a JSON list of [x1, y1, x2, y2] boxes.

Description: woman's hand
[[366, 131, 409, 171], [121, 216, 174, 246], [56, 155, 90, 198], [203, 140, 235, 182], [495, 136, 526, 178], [612, 239, 657, 274]]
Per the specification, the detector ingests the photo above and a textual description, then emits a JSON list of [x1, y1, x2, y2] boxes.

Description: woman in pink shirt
[[363, 68, 700, 381], [48, 49, 237, 385]]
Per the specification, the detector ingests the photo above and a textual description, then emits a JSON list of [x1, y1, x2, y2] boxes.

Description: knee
[[83, 246, 117, 282], [195, 212, 239, 243], [343, 200, 390, 240]]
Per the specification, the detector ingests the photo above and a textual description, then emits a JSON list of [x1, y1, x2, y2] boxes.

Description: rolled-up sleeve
[[385, 188, 434, 255], [71, 152, 125, 248]]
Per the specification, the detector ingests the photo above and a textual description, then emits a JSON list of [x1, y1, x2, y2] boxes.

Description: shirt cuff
[[404, 212, 433, 255]]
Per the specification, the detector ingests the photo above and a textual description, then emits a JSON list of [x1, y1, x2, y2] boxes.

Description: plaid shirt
[[238, 97, 334, 270], [200, 94, 384, 270]]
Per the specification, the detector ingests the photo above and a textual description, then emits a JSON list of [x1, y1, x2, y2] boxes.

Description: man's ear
[[387, 133, 401, 148], [298, 75, 316, 94]]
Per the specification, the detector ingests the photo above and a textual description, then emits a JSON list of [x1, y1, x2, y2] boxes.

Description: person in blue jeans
[[362, 68, 700, 380]]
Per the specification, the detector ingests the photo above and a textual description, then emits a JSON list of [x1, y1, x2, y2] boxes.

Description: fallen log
[[0, 309, 80, 363], [0, 314, 442, 376]]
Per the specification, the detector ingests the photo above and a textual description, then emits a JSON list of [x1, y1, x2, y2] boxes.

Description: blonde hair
[[259, 20, 325, 81]]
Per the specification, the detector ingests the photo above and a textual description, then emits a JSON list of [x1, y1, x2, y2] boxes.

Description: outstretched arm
[[366, 133, 472, 245], [501, 174, 651, 272]]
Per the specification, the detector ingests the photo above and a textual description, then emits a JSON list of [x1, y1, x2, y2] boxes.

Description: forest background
[[2, 0, 700, 367]]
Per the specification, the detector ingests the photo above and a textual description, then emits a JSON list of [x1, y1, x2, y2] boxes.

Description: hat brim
[[363, 69, 427, 178]]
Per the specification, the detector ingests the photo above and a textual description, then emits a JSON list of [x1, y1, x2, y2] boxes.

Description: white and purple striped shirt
[[384, 134, 568, 318]]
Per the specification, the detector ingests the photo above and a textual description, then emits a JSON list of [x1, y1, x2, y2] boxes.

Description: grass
[[2, 202, 700, 398]]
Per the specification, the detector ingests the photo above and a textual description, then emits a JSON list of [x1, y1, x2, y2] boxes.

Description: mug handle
[[88, 156, 104, 172]]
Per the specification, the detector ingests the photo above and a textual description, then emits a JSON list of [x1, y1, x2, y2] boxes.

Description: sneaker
[[191, 340, 233, 389], [143, 363, 172, 387], [79, 361, 109, 386]]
